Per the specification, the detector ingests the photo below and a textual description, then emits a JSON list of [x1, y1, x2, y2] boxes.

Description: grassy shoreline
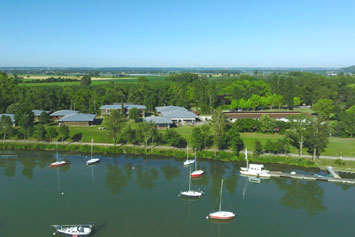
[[2, 141, 355, 171]]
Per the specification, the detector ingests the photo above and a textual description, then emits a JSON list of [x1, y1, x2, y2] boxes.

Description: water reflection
[[274, 179, 326, 216], [135, 165, 158, 189], [105, 164, 128, 195], [161, 164, 180, 182]]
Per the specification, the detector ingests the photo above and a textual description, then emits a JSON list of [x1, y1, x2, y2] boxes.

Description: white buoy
[[61, 192, 64, 195]]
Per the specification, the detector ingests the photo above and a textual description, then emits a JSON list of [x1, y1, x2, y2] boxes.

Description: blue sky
[[0, 0, 354, 67]]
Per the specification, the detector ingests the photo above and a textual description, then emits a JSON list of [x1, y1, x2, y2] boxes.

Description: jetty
[[268, 170, 355, 184]]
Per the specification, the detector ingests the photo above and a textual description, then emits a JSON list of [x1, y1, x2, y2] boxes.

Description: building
[[224, 111, 303, 122], [100, 104, 146, 117], [0, 114, 15, 127], [58, 113, 96, 126], [156, 106, 200, 125], [32, 110, 50, 121], [50, 110, 79, 120], [144, 116, 173, 129]]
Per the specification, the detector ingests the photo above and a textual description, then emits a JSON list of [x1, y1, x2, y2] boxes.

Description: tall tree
[[0, 115, 14, 144], [47, 127, 58, 142], [14, 107, 34, 140], [137, 121, 157, 155], [287, 114, 311, 156], [212, 109, 228, 151], [227, 123, 244, 155], [105, 110, 125, 147], [39, 111, 50, 124], [58, 125, 69, 142], [313, 99, 334, 120], [304, 119, 330, 160]]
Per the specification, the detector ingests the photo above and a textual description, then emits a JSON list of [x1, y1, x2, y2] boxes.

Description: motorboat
[[207, 179, 235, 221], [86, 139, 100, 166], [179, 166, 204, 199], [52, 224, 93, 236], [240, 148, 270, 177]]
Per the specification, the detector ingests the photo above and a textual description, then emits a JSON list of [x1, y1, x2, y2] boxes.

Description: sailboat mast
[[91, 138, 93, 159], [186, 144, 188, 160], [219, 179, 224, 212], [245, 148, 249, 169], [188, 166, 191, 191], [56, 142, 58, 161], [194, 148, 197, 171]]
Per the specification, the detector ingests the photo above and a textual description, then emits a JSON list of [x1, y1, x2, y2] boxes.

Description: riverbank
[[1, 140, 355, 171]]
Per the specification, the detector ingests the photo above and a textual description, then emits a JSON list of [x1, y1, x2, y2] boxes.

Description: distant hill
[[339, 65, 355, 73]]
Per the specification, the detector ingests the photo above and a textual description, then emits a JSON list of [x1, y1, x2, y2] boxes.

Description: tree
[[39, 111, 50, 124], [80, 75, 91, 86], [304, 119, 330, 160], [312, 99, 334, 120], [14, 107, 34, 140], [162, 129, 186, 148], [137, 121, 157, 155], [190, 125, 213, 151], [33, 125, 47, 141], [58, 125, 69, 142], [293, 97, 301, 107], [287, 114, 311, 156], [212, 109, 228, 151], [128, 108, 140, 121], [0, 115, 14, 144], [105, 110, 125, 147], [259, 114, 275, 133], [227, 123, 244, 155], [0, 72, 18, 113], [342, 106, 355, 137], [47, 127, 58, 142], [254, 140, 263, 156]]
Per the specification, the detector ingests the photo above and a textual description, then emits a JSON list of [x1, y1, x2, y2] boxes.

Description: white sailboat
[[86, 139, 100, 166], [52, 224, 93, 236], [179, 166, 204, 198], [183, 144, 195, 166], [191, 149, 205, 178], [207, 179, 235, 220], [240, 148, 270, 178], [49, 143, 69, 168]]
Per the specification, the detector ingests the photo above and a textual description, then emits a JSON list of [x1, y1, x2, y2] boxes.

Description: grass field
[[19, 76, 167, 87]]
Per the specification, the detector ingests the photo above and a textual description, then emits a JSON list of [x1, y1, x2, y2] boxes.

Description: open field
[[19, 76, 167, 87]]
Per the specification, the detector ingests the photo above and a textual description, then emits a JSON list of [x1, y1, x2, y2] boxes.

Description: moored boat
[[191, 149, 205, 178], [86, 139, 100, 166], [49, 143, 69, 168], [52, 224, 93, 236], [183, 144, 195, 166], [179, 166, 204, 199]]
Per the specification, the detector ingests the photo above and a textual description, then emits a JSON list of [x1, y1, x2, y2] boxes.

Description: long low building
[[50, 110, 79, 120], [58, 113, 96, 126], [225, 111, 303, 121], [156, 105, 200, 125], [144, 116, 174, 129], [100, 104, 146, 117]]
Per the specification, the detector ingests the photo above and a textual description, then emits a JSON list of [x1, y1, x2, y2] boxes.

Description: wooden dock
[[268, 171, 355, 184]]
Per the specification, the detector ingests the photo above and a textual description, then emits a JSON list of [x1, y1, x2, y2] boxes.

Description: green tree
[[190, 125, 213, 151], [312, 99, 334, 120], [342, 106, 355, 137], [287, 114, 311, 156], [212, 109, 228, 151], [58, 125, 69, 142], [293, 97, 301, 107], [14, 107, 34, 140], [0, 72, 18, 113], [254, 140, 263, 156], [128, 108, 140, 121], [39, 111, 50, 124], [47, 127, 58, 142], [227, 123, 244, 155], [259, 114, 275, 133], [80, 75, 91, 86], [34, 125, 47, 141], [105, 110, 125, 147], [304, 119, 330, 160], [0, 115, 14, 144], [137, 121, 157, 155], [162, 129, 186, 148]]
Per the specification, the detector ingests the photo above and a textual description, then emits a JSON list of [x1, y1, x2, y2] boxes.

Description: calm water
[[0, 150, 354, 237]]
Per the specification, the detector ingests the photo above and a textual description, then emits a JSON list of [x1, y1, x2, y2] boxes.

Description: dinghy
[[52, 224, 93, 236]]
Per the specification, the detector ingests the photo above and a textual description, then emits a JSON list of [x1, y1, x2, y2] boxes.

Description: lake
[[0, 150, 354, 237]]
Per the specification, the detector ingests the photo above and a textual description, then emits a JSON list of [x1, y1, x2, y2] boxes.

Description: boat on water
[[183, 144, 195, 166], [179, 166, 204, 199], [207, 179, 235, 220], [191, 149, 205, 178], [49, 143, 69, 168], [86, 139, 100, 166], [240, 148, 270, 178], [52, 224, 93, 236]]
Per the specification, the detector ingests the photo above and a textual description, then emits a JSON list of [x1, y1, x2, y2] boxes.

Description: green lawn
[[69, 126, 112, 143]]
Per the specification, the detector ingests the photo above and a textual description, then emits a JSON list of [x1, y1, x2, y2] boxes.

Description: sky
[[0, 0, 354, 68]]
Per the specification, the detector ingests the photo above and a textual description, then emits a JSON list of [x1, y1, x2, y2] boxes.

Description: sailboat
[[86, 139, 100, 166], [191, 149, 205, 178], [179, 166, 204, 198], [49, 143, 69, 168], [51, 224, 93, 236], [183, 144, 195, 166], [240, 148, 270, 178], [207, 179, 235, 220]]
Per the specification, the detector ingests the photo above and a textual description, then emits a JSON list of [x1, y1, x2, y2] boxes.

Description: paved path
[[2, 139, 355, 161]]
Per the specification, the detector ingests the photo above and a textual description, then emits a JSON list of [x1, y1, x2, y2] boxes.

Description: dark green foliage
[[334, 159, 346, 166], [128, 108, 141, 121], [227, 123, 244, 155], [58, 125, 69, 141], [0, 115, 14, 142], [39, 112, 50, 124], [71, 132, 82, 142], [119, 125, 138, 144], [162, 129, 186, 148], [254, 140, 263, 156], [14, 106, 34, 139], [80, 75, 91, 86], [191, 125, 213, 151], [264, 138, 290, 154], [6, 103, 20, 114], [234, 119, 260, 132], [33, 125, 47, 141], [46, 127, 58, 142], [304, 119, 330, 160]]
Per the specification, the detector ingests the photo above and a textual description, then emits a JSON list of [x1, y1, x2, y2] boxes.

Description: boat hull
[[179, 190, 203, 199], [184, 160, 195, 166], [191, 170, 205, 177], [208, 211, 235, 220], [49, 161, 68, 168], [86, 158, 100, 166]]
